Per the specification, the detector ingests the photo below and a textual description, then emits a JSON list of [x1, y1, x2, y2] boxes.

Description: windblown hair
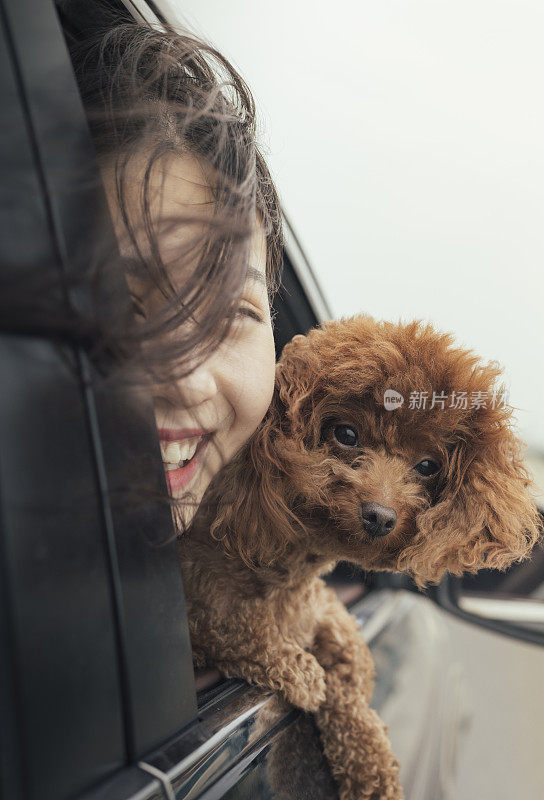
[[46, 2, 284, 525], [61, 2, 282, 382]]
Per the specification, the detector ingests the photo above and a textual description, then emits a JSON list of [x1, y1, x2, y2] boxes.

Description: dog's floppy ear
[[206, 329, 328, 568], [398, 414, 542, 587], [207, 358, 311, 570], [274, 332, 321, 440]]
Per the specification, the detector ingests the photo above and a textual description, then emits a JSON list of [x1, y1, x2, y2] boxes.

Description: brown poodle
[[180, 315, 542, 800]]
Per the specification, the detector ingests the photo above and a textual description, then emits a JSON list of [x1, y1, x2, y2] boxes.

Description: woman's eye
[[414, 459, 440, 477], [235, 305, 263, 323], [333, 425, 359, 447]]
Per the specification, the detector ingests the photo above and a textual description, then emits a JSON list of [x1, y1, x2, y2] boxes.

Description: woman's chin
[[168, 466, 215, 530]]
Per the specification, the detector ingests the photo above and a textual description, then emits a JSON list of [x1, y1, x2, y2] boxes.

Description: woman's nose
[[174, 360, 219, 408]]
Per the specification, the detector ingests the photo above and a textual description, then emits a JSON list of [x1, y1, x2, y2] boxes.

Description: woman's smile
[[158, 428, 211, 493]]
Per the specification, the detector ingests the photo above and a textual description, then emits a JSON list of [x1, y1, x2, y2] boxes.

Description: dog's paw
[[282, 653, 326, 712]]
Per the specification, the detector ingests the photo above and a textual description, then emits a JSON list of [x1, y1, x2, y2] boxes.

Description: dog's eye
[[333, 425, 359, 447], [414, 459, 440, 477]]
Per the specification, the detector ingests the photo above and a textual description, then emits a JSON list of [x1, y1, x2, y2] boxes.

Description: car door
[[0, 2, 195, 799]]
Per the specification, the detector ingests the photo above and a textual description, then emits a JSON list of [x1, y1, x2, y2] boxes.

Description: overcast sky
[[175, 0, 544, 452]]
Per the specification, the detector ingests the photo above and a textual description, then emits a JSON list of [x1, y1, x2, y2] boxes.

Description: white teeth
[[161, 438, 201, 469], [179, 439, 198, 462], [162, 443, 181, 464]]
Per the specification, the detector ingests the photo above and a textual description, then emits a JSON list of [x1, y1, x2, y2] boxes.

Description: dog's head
[[228, 315, 541, 586]]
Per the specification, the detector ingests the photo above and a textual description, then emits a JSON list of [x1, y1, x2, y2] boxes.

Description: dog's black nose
[[361, 502, 397, 537]]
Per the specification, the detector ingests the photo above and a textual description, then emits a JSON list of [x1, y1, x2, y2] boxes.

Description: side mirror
[[435, 534, 544, 647]]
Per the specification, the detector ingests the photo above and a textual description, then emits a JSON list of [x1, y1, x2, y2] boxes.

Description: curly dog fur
[[180, 315, 542, 800]]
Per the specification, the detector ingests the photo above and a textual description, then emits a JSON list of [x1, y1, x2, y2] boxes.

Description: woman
[[65, 8, 283, 528]]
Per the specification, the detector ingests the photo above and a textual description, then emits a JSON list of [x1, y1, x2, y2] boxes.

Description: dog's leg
[[316, 684, 403, 800], [190, 615, 327, 712], [311, 588, 403, 800]]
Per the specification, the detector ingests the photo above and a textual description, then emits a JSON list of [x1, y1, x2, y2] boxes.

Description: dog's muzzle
[[360, 502, 397, 538]]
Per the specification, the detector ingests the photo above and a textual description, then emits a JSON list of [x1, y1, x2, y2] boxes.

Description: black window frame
[[0, 2, 198, 799]]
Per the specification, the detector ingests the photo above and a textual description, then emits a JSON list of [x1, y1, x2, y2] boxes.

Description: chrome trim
[[118, 0, 162, 26], [283, 213, 333, 323], [143, 688, 308, 800], [167, 693, 270, 784], [137, 763, 175, 800]]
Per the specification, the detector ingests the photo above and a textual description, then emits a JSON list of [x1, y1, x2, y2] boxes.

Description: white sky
[[174, 0, 544, 452]]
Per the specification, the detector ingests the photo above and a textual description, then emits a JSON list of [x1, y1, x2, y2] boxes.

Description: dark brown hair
[[61, 5, 283, 523]]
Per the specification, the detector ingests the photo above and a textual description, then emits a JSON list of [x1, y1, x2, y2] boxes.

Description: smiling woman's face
[[102, 152, 276, 524]]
